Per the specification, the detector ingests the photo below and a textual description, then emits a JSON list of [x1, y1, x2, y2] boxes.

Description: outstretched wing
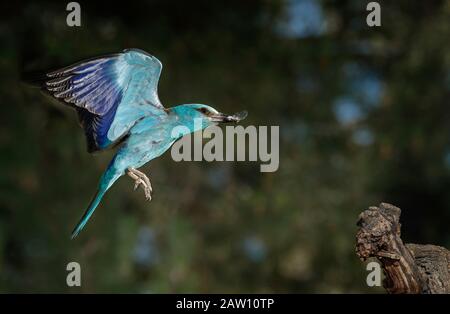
[[42, 48, 167, 152]]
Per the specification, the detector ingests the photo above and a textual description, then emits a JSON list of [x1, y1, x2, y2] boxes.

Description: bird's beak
[[209, 110, 248, 123]]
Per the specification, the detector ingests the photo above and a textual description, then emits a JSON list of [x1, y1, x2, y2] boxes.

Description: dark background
[[0, 0, 449, 292]]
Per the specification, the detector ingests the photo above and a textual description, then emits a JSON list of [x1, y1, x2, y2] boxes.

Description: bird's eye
[[198, 108, 209, 115]]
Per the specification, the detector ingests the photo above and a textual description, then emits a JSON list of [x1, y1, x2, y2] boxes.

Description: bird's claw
[[133, 179, 152, 201], [127, 168, 153, 201]]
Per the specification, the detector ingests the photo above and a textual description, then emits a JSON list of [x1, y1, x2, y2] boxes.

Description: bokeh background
[[1, 0, 449, 293]]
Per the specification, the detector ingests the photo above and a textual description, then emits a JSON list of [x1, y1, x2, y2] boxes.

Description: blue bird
[[31, 49, 247, 238]]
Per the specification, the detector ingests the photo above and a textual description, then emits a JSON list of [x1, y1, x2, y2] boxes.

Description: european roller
[[30, 48, 247, 239]]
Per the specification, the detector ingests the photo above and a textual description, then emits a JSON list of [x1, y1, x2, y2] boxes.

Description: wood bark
[[356, 202, 450, 293]]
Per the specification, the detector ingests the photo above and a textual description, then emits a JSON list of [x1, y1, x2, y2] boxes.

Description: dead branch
[[356, 202, 450, 293]]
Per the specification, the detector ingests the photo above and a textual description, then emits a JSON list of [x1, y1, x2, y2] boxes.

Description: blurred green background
[[0, 0, 449, 293]]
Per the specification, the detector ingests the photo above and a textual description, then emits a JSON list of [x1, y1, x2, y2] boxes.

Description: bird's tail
[[71, 162, 123, 239]]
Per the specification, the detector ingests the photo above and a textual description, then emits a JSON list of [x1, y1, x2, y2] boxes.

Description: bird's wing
[[42, 48, 167, 152]]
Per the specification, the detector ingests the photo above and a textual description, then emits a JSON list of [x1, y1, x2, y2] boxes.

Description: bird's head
[[170, 104, 248, 133]]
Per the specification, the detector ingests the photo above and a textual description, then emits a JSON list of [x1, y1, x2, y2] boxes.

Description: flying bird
[[29, 48, 247, 239]]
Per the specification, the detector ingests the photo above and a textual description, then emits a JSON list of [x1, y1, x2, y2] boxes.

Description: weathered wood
[[356, 202, 450, 294]]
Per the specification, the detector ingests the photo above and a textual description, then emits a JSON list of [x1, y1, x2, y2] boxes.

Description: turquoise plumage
[[34, 48, 247, 238]]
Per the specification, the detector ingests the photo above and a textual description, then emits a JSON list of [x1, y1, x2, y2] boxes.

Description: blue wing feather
[[76, 101, 120, 152], [43, 49, 167, 152]]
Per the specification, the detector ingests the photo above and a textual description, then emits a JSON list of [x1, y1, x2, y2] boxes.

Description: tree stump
[[356, 202, 450, 293]]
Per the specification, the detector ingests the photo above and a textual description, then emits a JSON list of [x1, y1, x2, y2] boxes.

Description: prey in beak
[[209, 110, 248, 123]]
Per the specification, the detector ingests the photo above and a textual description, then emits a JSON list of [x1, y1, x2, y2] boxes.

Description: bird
[[28, 48, 247, 239]]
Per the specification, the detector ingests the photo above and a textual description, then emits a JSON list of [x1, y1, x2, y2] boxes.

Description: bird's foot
[[126, 168, 153, 201]]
